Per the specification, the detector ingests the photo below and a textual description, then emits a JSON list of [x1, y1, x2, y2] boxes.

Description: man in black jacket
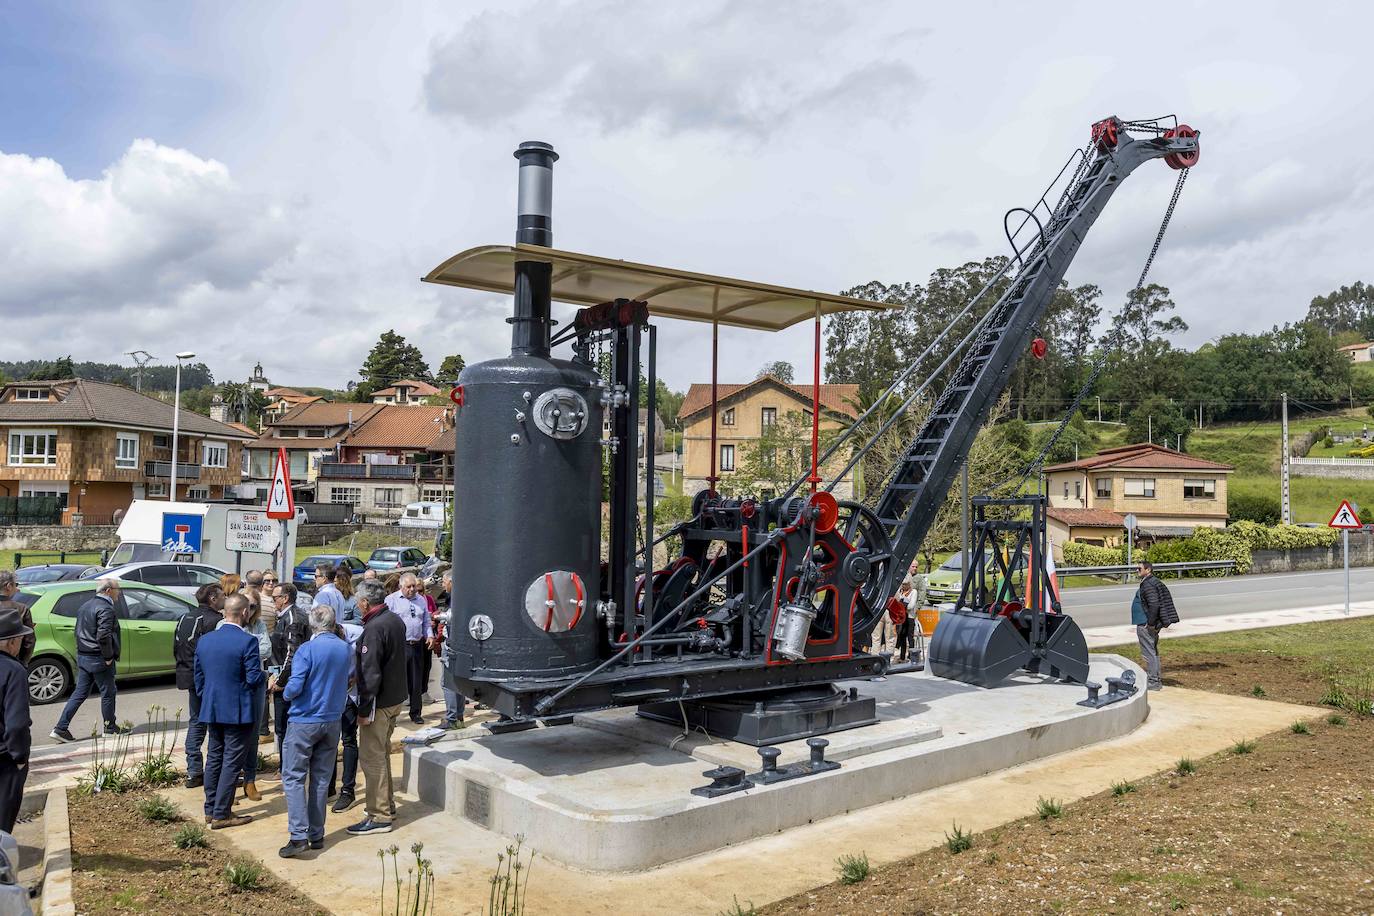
[[51, 578, 127, 743], [175, 583, 224, 787], [346, 578, 407, 836], [0, 570, 35, 666], [0, 606, 33, 833], [1134, 561, 1179, 691], [267, 583, 311, 758]]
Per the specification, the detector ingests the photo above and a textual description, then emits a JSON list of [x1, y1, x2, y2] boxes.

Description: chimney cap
[[514, 140, 559, 163]]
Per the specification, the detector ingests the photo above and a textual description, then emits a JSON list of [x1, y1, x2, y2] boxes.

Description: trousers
[[404, 642, 426, 718], [358, 703, 401, 821], [0, 756, 27, 834], [282, 720, 342, 842], [56, 655, 117, 732], [185, 689, 206, 778], [328, 699, 359, 797], [1137, 624, 1162, 688], [204, 722, 253, 821]]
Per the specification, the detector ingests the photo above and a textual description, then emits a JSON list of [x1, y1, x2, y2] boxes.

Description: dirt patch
[[69, 787, 326, 915], [763, 699, 1374, 914]]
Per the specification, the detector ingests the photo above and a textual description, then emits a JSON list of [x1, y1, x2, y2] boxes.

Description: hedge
[[1060, 541, 1124, 568], [1227, 520, 1340, 550]]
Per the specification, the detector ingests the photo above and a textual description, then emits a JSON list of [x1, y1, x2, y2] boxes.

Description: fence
[[1288, 456, 1374, 480], [0, 496, 62, 526], [15, 549, 109, 568]]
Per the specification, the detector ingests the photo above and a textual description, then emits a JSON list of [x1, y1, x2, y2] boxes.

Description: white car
[[98, 561, 229, 599]]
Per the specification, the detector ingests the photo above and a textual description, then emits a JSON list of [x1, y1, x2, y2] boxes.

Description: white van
[[398, 501, 446, 529]]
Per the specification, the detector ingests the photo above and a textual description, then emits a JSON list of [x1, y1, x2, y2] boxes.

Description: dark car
[[292, 554, 368, 589], [14, 564, 103, 585], [366, 546, 428, 572]]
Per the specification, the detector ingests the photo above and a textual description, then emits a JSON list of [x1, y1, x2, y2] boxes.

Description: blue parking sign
[[161, 513, 203, 554]]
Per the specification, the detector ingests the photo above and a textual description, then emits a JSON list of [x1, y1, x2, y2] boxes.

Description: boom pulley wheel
[[1163, 124, 1199, 169]]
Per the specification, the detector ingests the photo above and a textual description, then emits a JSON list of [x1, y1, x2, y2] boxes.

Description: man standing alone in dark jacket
[[346, 579, 407, 836], [175, 584, 225, 788], [1133, 561, 1178, 692], [0, 606, 33, 833], [51, 578, 128, 742]]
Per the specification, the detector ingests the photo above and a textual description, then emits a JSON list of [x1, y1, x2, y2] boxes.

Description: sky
[[2, 1, 1372, 394]]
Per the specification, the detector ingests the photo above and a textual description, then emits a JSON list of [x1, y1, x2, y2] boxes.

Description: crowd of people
[[169, 564, 458, 853]]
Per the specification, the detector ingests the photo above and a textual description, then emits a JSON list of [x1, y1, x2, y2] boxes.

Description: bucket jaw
[[929, 609, 1088, 689]]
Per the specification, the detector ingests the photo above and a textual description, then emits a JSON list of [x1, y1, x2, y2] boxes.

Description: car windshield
[[938, 554, 964, 572], [374, 550, 398, 561], [16, 567, 70, 584], [301, 556, 337, 567]]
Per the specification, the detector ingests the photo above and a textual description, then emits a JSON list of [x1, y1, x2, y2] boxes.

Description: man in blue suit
[[194, 593, 264, 828]]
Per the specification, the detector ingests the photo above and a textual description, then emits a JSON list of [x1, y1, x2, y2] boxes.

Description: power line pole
[[1281, 391, 1291, 525], [126, 350, 154, 393]]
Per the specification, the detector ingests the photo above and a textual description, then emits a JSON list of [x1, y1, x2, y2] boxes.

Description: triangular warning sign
[[266, 447, 296, 520], [1328, 499, 1361, 530]]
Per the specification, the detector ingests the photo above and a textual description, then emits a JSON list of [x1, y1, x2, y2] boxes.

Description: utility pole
[[1096, 396, 1101, 423], [1147, 415, 1152, 444], [126, 350, 154, 393], [1281, 392, 1291, 525]]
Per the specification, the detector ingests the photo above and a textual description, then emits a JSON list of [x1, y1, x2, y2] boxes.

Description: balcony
[[144, 460, 200, 480], [318, 462, 448, 481]]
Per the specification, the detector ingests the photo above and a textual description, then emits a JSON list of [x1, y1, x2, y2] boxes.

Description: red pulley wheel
[[1163, 124, 1200, 170], [1091, 119, 1118, 151], [1030, 337, 1048, 359], [809, 491, 839, 534]]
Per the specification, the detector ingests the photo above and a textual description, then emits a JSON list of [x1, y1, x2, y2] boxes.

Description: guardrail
[[1058, 559, 1236, 581]]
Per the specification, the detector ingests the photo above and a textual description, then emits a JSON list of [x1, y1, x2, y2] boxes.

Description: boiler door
[[532, 388, 589, 440], [523, 570, 587, 633]]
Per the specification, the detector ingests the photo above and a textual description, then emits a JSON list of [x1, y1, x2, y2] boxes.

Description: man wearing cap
[[0, 570, 35, 666], [0, 606, 33, 833]]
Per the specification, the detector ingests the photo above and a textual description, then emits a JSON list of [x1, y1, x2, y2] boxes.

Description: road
[[31, 566, 1371, 746], [1061, 565, 1374, 628]]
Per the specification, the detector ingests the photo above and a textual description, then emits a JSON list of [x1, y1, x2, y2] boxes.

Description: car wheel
[[28, 656, 71, 705]]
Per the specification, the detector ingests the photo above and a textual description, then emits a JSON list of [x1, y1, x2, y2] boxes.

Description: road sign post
[[1123, 513, 1138, 581], [1328, 499, 1361, 616], [266, 448, 296, 584]]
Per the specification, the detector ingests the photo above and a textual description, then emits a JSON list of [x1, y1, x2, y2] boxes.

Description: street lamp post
[[169, 351, 196, 501]]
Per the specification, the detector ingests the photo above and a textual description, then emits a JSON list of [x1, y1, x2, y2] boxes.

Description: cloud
[[423, 1, 923, 138]]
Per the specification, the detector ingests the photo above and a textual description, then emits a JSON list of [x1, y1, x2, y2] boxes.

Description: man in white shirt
[[384, 574, 433, 724]]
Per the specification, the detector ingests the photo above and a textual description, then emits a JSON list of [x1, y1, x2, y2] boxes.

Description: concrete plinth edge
[[40, 788, 75, 916], [405, 654, 1147, 872]]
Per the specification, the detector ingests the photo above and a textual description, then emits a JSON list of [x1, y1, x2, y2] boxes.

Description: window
[[15, 387, 48, 400], [1183, 478, 1216, 499], [719, 444, 735, 472], [147, 482, 168, 497], [1063, 482, 1069, 499], [305, 428, 326, 438], [1074, 481, 1082, 501], [761, 407, 777, 428], [1095, 478, 1112, 498], [8, 429, 58, 466], [136, 566, 184, 587], [331, 486, 361, 505], [721, 408, 736, 426], [185, 567, 223, 586], [202, 441, 228, 468], [123, 588, 189, 621], [186, 486, 209, 500], [53, 593, 89, 618], [115, 432, 140, 469], [153, 434, 171, 449], [375, 487, 403, 507], [1123, 477, 1156, 498], [241, 450, 251, 475], [422, 486, 452, 503], [20, 482, 69, 508]]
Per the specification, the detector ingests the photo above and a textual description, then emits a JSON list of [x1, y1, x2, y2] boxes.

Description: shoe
[[204, 815, 212, 825], [243, 781, 261, 801], [309, 839, 324, 850], [409, 715, 424, 725], [211, 815, 253, 829], [258, 734, 274, 745], [1148, 685, 1163, 692], [185, 774, 204, 789], [346, 817, 393, 835], [49, 727, 75, 744], [279, 840, 309, 858], [331, 793, 356, 814], [104, 723, 130, 736]]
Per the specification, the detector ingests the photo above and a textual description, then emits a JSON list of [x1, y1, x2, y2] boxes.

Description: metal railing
[[144, 460, 201, 480], [1058, 559, 1237, 581], [15, 549, 109, 568], [1291, 456, 1374, 466], [318, 462, 447, 481]]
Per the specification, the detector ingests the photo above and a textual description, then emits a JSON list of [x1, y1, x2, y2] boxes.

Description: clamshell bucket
[[929, 608, 1089, 688]]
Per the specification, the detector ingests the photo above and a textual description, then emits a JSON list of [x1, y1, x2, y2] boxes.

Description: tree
[[724, 409, 833, 498], [1126, 396, 1190, 449], [434, 354, 467, 387], [757, 360, 795, 383], [356, 330, 431, 401], [1306, 281, 1374, 339], [1228, 491, 1279, 525], [27, 355, 75, 379], [219, 381, 270, 426]]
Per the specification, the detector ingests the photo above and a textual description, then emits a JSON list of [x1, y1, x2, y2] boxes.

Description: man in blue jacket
[[194, 594, 264, 829], [277, 604, 351, 857]]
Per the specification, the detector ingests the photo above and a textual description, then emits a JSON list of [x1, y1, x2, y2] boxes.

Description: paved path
[[1062, 565, 1374, 628]]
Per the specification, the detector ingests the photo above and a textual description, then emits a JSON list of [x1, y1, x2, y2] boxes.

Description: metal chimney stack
[[511, 141, 558, 357]]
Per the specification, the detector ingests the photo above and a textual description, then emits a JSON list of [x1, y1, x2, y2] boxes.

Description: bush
[[1111, 780, 1135, 797], [224, 859, 264, 891], [173, 824, 208, 849], [1061, 541, 1123, 568], [1290, 721, 1310, 735], [1229, 738, 1256, 755], [1227, 491, 1280, 525], [1036, 797, 1063, 819], [137, 794, 181, 823], [836, 852, 870, 885], [1174, 758, 1196, 776], [1228, 520, 1339, 551], [945, 823, 973, 854]]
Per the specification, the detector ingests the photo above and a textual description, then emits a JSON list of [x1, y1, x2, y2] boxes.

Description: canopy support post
[[807, 301, 822, 493]]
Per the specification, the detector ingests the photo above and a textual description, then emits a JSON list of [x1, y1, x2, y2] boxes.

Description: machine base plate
[[638, 684, 878, 747]]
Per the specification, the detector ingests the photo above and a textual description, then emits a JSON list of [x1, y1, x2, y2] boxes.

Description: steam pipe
[[511, 141, 558, 357]]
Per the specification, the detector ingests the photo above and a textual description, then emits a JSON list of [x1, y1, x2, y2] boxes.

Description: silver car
[[98, 561, 228, 599], [0, 831, 32, 916]]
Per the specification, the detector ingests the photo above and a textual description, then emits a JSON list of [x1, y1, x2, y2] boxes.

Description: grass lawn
[[1228, 473, 1374, 523], [293, 530, 435, 565]]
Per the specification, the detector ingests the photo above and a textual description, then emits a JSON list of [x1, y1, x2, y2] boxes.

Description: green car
[[13, 580, 194, 704], [924, 550, 1029, 605]]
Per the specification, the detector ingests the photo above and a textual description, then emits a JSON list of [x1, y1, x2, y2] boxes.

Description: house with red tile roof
[[370, 379, 441, 405], [1043, 443, 1234, 547], [316, 405, 454, 519]]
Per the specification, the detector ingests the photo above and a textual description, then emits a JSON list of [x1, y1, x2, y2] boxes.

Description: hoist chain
[[1001, 166, 1191, 492]]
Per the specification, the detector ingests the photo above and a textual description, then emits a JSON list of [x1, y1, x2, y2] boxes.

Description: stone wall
[[0, 525, 118, 553], [1288, 457, 1374, 480], [294, 522, 437, 548], [1250, 532, 1374, 574]]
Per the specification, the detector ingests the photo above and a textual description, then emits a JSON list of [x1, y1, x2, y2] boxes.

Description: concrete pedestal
[[403, 654, 1146, 872]]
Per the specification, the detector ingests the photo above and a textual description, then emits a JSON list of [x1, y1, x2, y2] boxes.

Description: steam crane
[[425, 116, 1199, 743]]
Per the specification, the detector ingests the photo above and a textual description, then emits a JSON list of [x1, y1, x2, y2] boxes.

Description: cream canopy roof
[[423, 244, 894, 332]]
